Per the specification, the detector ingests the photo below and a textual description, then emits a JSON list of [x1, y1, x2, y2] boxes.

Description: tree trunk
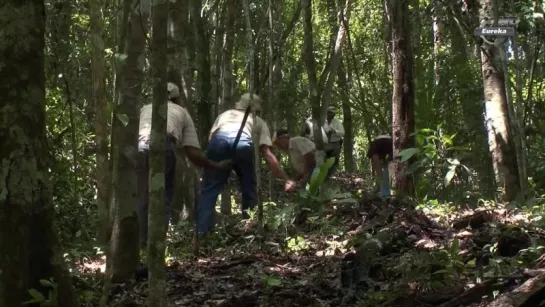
[[320, 0, 352, 118], [109, 0, 150, 282], [0, 1, 78, 305], [191, 0, 213, 147], [242, 0, 263, 220], [384, 0, 416, 197], [220, 0, 236, 215], [301, 0, 324, 153], [478, 0, 520, 202], [90, 0, 111, 247], [148, 0, 169, 305], [338, 61, 356, 172]]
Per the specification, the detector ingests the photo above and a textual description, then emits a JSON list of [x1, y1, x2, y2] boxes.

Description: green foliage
[[398, 126, 473, 201], [23, 279, 58, 306]]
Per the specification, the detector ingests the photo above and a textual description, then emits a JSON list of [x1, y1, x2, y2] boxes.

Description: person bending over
[[366, 135, 392, 199], [195, 93, 297, 236], [137, 82, 231, 249], [273, 129, 317, 189]]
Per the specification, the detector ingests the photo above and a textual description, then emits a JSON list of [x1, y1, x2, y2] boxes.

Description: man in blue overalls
[[195, 93, 296, 237]]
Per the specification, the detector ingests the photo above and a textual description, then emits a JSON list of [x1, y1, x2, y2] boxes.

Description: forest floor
[[77, 172, 545, 307]]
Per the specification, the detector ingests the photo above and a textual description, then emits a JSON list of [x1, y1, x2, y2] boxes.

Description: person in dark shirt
[[366, 135, 393, 199]]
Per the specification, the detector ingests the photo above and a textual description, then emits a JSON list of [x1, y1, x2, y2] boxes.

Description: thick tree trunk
[[148, 0, 169, 305], [384, 0, 416, 197], [479, 0, 520, 202], [109, 0, 150, 282], [0, 1, 77, 305]]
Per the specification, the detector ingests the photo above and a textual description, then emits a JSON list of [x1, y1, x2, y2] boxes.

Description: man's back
[[367, 135, 392, 161], [139, 102, 200, 148], [289, 136, 316, 173], [210, 109, 272, 146]]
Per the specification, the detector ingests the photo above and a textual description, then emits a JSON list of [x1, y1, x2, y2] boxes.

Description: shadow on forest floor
[[77, 172, 545, 307]]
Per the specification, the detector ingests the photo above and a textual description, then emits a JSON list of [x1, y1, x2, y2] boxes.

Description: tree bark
[[90, 0, 111, 247], [191, 0, 213, 147], [478, 0, 520, 202], [220, 0, 236, 215], [338, 61, 356, 172], [0, 0, 77, 305], [384, 0, 416, 197], [148, 0, 169, 305], [109, 0, 150, 282]]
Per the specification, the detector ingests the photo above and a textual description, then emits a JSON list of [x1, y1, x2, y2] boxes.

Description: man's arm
[[260, 145, 289, 180], [184, 146, 223, 169]]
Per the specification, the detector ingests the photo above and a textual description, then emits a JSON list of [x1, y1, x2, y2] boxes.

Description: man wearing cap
[[323, 106, 345, 177], [367, 134, 393, 199], [301, 116, 328, 145], [137, 82, 231, 249], [196, 93, 297, 236], [273, 129, 317, 189]]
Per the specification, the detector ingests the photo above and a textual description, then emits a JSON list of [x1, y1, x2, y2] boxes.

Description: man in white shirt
[[272, 129, 317, 189], [323, 106, 345, 177], [196, 93, 297, 236], [301, 116, 328, 145], [137, 82, 230, 249]]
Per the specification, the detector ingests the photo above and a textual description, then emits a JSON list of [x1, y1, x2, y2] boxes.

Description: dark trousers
[[196, 130, 256, 235], [136, 136, 176, 249], [325, 140, 342, 177]]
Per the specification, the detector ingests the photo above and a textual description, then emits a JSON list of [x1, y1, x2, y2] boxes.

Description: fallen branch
[[438, 270, 545, 307], [486, 271, 545, 307]]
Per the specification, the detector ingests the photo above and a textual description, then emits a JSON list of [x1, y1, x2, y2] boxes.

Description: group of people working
[[136, 82, 393, 248]]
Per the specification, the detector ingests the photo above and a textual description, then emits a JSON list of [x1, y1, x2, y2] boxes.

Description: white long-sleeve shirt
[[324, 118, 345, 142]]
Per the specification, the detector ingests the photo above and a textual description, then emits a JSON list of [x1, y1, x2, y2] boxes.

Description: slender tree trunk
[[220, 0, 236, 215], [478, 0, 520, 202], [191, 0, 213, 147], [0, 1, 77, 305], [148, 0, 169, 305], [90, 0, 111, 247], [384, 0, 416, 197], [301, 0, 324, 154], [242, 0, 262, 221], [338, 61, 356, 172], [109, 0, 150, 282]]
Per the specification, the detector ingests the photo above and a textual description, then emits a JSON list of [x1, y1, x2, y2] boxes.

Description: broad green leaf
[[116, 113, 129, 126], [450, 238, 460, 253], [40, 279, 54, 288], [397, 148, 420, 162], [150, 173, 165, 191], [28, 289, 45, 301], [444, 167, 456, 186], [266, 277, 282, 286], [405, 159, 424, 175]]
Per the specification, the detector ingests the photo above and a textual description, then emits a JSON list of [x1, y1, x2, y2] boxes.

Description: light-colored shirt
[[305, 118, 329, 143], [138, 102, 201, 149], [289, 136, 316, 174], [324, 118, 345, 142], [210, 109, 273, 146]]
